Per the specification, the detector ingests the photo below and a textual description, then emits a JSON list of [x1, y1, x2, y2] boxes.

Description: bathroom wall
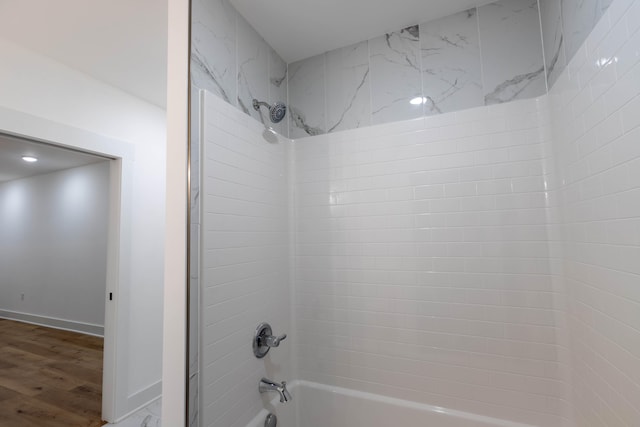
[[198, 90, 292, 427], [191, 0, 288, 136], [288, 0, 547, 138], [0, 162, 109, 335], [293, 99, 571, 426], [0, 37, 166, 414], [547, 0, 640, 424], [540, 0, 614, 88]]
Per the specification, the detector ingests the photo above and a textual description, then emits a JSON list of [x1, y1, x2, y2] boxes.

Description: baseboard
[[0, 309, 104, 336], [111, 381, 162, 423]]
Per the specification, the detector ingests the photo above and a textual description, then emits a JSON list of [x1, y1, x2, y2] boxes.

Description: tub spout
[[259, 378, 292, 403]]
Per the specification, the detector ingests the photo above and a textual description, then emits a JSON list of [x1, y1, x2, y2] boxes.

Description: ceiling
[[230, 0, 493, 63], [0, 0, 168, 108], [0, 134, 107, 183]]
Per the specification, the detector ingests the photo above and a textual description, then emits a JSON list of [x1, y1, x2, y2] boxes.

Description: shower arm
[[254, 103, 270, 128], [253, 99, 271, 112]]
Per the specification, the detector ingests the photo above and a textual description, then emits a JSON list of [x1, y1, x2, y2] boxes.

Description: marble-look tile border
[[191, 0, 614, 139], [288, 0, 548, 137], [191, 0, 289, 137]]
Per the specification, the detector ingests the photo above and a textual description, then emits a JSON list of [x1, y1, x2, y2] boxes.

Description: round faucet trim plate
[[254, 322, 273, 358]]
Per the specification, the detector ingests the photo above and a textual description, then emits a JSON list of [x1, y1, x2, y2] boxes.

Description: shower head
[[262, 127, 280, 144], [253, 99, 287, 124], [252, 99, 283, 143]]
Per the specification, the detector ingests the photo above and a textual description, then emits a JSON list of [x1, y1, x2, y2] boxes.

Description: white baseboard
[[0, 309, 104, 336], [111, 381, 162, 423]]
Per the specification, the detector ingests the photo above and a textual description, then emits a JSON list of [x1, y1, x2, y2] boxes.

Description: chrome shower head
[[269, 102, 287, 123], [253, 99, 287, 124]]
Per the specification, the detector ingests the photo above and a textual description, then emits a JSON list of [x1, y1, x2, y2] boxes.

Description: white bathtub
[[247, 380, 536, 427]]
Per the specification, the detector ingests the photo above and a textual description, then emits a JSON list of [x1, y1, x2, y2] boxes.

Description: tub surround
[[197, 91, 292, 427], [188, 0, 640, 426], [293, 96, 569, 426], [547, 0, 640, 423]]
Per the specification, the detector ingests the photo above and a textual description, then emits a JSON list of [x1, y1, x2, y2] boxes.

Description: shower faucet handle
[[254, 322, 288, 358], [263, 333, 287, 348]]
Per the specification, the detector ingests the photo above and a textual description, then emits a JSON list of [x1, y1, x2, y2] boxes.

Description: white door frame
[[0, 105, 135, 422]]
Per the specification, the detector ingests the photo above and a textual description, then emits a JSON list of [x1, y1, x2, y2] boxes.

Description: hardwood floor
[[0, 318, 106, 426]]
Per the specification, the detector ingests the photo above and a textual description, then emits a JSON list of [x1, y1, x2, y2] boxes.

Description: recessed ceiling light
[[410, 96, 427, 105], [22, 156, 38, 163]]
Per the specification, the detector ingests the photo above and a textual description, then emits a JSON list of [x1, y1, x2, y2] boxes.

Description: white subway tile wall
[[547, 0, 640, 424], [540, 0, 617, 89], [198, 91, 292, 427], [293, 97, 571, 426]]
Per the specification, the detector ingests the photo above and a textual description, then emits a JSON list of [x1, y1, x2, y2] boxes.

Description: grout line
[[536, 0, 550, 94]]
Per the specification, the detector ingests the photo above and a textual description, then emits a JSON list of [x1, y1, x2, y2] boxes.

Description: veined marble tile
[[421, 8, 483, 115], [540, 0, 567, 88], [562, 0, 613, 61], [190, 0, 236, 104], [326, 40, 372, 132], [478, 0, 546, 105], [237, 13, 269, 122], [288, 53, 326, 138], [269, 48, 288, 137], [370, 26, 423, 125]]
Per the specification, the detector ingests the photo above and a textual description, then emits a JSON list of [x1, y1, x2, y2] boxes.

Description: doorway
[[0, 134, 115, 425]]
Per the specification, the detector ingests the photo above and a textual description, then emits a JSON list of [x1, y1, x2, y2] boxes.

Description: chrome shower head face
[[253, 99, 287, 124], [269, 102, 286, 124]]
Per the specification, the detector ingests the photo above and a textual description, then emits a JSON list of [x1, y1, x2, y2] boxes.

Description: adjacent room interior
[[0, 134, 110, 426]]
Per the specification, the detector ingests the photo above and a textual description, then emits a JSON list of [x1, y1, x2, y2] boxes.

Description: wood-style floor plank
[[0, 318, 106, 426]]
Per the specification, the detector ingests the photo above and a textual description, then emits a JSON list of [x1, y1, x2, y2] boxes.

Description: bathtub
[[247, 380, 536, 427]]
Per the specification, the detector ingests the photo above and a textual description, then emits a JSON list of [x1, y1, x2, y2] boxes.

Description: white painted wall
[[0, 37, 166, 418], [0, 162, 109, 334]]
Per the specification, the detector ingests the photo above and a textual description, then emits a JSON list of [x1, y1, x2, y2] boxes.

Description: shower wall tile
[[191, 0, 615, 137], [420, 8, 483, 115], [548, 0, 640, 422], [369, 26, 423, 125], [294, 97, 571, 426], [237, 14, 269, 122], [191, 0, 237, 104], [538, 0, 614, 89], [269, 48, 288, 136], [288, 53, 326, 138], [191, 0, 289, 137], [478, 0, 546, 105], [539, 0, 567, 88], [286, 0, 551, 138], [325, 41, 372, 132], [562, 0, 614, 61], [199, 92, 292, 427]]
